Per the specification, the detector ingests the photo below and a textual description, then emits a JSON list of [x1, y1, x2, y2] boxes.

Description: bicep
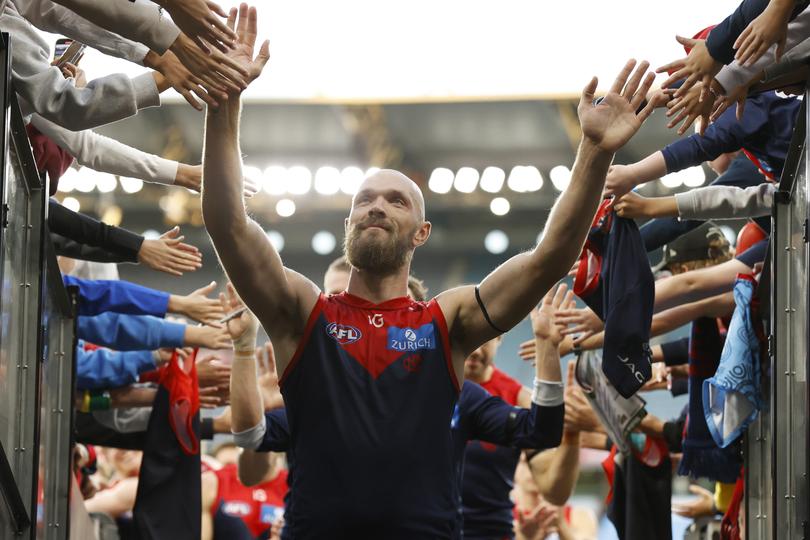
[[443, 252, 557, 355]]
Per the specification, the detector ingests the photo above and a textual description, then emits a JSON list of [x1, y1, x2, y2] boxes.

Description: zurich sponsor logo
[[387, 323, 436, 352], [222, 501, 251, 517], [260, 504, 284, 524], [326, 322, 362, 345]]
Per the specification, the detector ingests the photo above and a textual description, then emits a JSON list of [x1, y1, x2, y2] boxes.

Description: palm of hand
[[579, 93, 640, 152], [532, 307, 562, 345], [226, 312, 251, 341]]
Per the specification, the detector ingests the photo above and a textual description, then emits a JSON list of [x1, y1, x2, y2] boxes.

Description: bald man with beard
[[202, 6, 657, 538]]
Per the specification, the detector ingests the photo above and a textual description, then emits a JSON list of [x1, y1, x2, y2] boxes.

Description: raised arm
[[438, 60, 657, 357], [201, 6, 318, 372]]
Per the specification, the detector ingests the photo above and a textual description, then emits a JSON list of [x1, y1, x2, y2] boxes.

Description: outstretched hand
[[137, 226, 202, 276], [578, 59, 656, 153], [658, 37, 721, 100], [221, 4, 271, 91], [734, 0, 792, 66], [530, 283, 574, 347], [220, 283, 259, 347], [158, 0, 237, 54]]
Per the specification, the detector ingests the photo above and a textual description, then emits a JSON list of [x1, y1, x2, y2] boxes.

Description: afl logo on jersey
[[326, 323, 362, 345], [222, 501, 251, 517]]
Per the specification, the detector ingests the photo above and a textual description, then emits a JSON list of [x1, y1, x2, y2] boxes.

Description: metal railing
[[0, 33, 78, 540]]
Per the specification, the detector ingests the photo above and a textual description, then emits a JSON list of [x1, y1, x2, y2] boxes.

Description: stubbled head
[[324, 255, 429, 301], [344, 170, 430, 276], [464, 337, 503, 381], [324, 256, 351, 295]]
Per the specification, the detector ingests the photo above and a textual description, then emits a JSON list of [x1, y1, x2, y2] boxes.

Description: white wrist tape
[[232, 418, 267, 450], [532, 378, 564, 407]]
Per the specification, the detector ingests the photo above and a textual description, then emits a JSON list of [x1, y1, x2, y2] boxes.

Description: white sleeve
[[29, 114, 178, 185], [715, 4, 810, 94], [11, 0, 148, 65], [2, 2, 160, 131], [675, 183, 775, 220], [47, 0, 180, 54]]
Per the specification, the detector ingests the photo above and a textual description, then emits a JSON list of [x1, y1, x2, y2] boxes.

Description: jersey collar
[[333, 291, 415, 310]]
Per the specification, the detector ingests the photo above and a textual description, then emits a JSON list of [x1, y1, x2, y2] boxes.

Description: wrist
[[143, 50, 161, 70], [167, 294, 185, 315], [653, 196, 679, 218], [579, 137, 616, 161], [152, 71, 170, 93]]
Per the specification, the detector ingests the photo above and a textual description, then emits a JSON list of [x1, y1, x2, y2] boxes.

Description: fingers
[[244, 6, 258, 50], [218, 292, 231, 315], [179, 87, 203, 111], [609, 59, 636, 95], [551, 282, 568, 310], [621, 60, 649, 100], [630, 72, 656, 114], [566, 361, 576, 386], [161, 226, 181, 239], [578, 76, 598, 111], [733, 26, 752, 53], [195, 281, 218, 297], [674, 35, 695, 48]]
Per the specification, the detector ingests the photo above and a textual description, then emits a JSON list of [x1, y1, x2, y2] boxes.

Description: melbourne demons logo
[[326, 323, 362, 345]]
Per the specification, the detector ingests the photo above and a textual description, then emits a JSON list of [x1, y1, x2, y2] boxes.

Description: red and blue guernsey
[[279, 292, 460, 539], [463, 368, 525, 540], [211, 463, 288, 539]]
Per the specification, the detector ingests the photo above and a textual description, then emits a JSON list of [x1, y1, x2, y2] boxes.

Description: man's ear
[[413, 221, 431, 247]]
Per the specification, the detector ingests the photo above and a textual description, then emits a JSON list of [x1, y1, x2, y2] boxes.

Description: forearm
[[653, 262, 744, 313], [49, 0, 180, 53], [31, 114, 178, 185], [536, 140, 613, 270], [675, 183, 774, 220], [48, 199, 144, 261], [77, 313, 185, 350], [18, 0, 149, 64], [231, 345, 264, 432], [651, 293, 736, 337], [629, 151, 668, 186], [110, 386, 157, 408], [535, 339, 562, 383], [532, 434, 581, 505], [480, 141, 612, 331], [237, 449, 273, 487]]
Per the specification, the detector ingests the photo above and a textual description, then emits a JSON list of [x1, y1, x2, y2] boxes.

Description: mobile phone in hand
[[54, 39, 86, 68]]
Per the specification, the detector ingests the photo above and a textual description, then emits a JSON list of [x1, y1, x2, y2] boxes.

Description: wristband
[[232, 419, 267, 450], [88, 390, 111, 411], [531, 378, 564, 407], [234, 349, 256, 361], [80, 390, 91, 413]]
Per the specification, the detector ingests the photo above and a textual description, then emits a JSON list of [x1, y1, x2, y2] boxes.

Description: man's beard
[[344, 221, 413, 276]]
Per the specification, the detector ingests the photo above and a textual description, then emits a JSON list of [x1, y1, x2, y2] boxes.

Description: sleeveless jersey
[[279, 292, 460, 539], [463, 368, 524, 539], [211, 463, 288, 539]]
